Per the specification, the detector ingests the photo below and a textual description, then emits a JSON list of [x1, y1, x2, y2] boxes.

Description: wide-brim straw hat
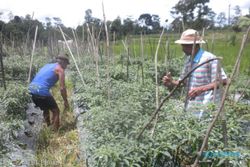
[[175, 29, 206, 44]]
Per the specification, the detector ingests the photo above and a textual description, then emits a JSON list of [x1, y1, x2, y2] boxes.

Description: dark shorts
[[31, 94, 58, 111]]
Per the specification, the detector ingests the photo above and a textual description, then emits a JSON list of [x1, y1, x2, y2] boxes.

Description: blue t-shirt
[[29, 63, 59, 96]]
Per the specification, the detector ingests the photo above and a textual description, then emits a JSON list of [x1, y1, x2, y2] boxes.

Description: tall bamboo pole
[[140, 32, 144, 84], [27, 26, 38, 83], [72, 29, 80, 62], [102, 1, 111, 103], [112, 31, 116, 64], [151, 28, 165, 137], [59, 26, 86, 86], [86, 23, 100, 86], [155, 29, 165, 107], [122, 39, 130, 81]]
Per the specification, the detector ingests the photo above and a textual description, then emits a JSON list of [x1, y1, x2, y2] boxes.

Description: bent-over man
[[29, 55, 70, 130]]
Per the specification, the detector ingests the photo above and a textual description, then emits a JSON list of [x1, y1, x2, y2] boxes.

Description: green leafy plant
[[73, 60, 250, 167]]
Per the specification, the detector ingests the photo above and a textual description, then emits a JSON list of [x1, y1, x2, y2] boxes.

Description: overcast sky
[[0, 0, 249, 28]]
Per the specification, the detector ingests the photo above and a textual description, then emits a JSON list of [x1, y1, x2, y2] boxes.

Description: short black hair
[[56, 54, 70, 64]]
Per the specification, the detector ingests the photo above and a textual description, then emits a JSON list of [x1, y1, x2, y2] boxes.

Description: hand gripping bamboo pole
[[137, 58, 222, 140]]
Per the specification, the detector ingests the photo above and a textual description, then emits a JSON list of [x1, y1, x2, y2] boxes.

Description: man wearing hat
[[163, 29, 227, 118], [29, 54, 70, 130]]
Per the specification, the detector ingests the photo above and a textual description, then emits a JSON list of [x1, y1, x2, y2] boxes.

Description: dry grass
[[34, 80, 86, 167]]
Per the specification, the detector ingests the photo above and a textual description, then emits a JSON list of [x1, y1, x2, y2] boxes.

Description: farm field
[[0, 29, 250, 167], [112, 31, 250, 73]]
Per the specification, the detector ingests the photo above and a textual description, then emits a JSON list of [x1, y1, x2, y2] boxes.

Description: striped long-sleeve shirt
[[179, 49, 227, 111]]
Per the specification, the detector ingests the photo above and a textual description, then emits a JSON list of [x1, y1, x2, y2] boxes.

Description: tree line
[[0, 0, 249, 48]]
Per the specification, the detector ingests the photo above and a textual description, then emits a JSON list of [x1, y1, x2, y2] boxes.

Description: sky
[[0, 0, 250, 28]]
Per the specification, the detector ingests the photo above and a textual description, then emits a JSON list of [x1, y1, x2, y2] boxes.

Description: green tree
[[231, 5, 242, 24], [170, 17, 182, 32], [84, 9, 94, 24], [151, 14, 161, 33], [138, 13, 161, 34], [237, 16, 250, 29], [216, 12, 227, 27], [83, 9, 102, 39], [4, 16, 25, 43], [122, 17, 135, 36], [110, 17, 123, 39], [45, 17, 52, 28], [170, 0, 215, 30], [53, 17, 63, 27], [138, 13, 152, 34]]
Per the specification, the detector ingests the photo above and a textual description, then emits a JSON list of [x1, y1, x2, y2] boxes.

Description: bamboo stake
[[97, 23, 104, 41], [59, 26, 86, 86], [75, 29, 84, 59], [96, 23, 104, 65], [137, 58, 222, 139], [27, 25, 38, 83], [191, 26, 250, 167], [102, 1, 111, 103], [86, 23, 100, 86], [140, 32, 144, 84], [151, 28, 165, 137], [122, 39, 130, 80], [112, 31, 116, 64], [86, 23, 95, 64], [72, 29, 80, 62]]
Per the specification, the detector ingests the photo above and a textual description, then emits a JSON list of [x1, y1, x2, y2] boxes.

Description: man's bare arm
[[55, 65, 69, 108], [188, 78, 227, 98]]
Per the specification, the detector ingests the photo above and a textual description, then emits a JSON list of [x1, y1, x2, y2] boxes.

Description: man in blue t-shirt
[[29, 55, 70, 130]]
